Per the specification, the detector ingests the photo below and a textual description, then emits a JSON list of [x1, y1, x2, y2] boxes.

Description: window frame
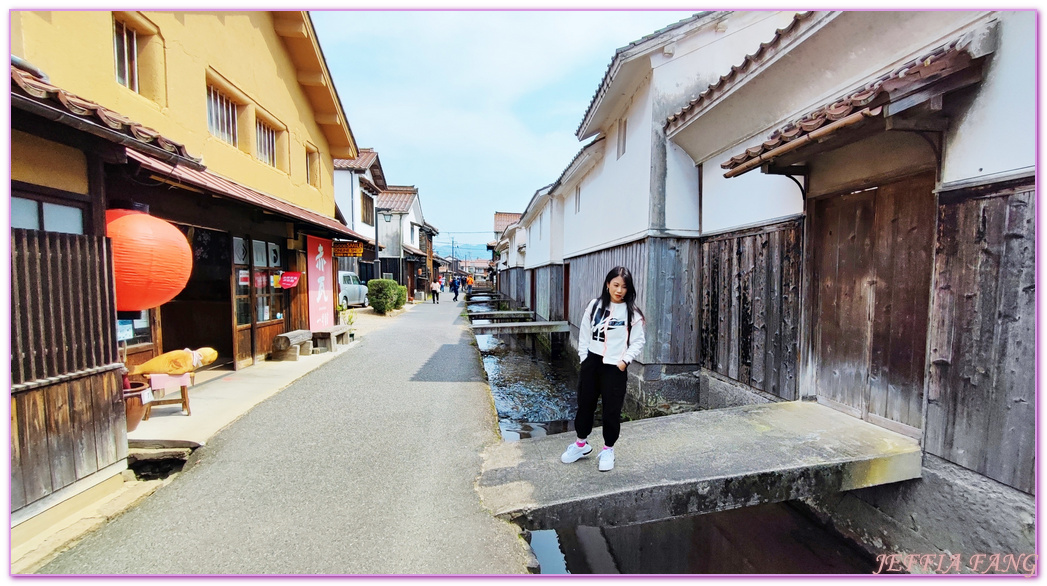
[[12, 184, 89, 235], [256, 118, 277, 167], [113, 19, 138, 92], [305, 144, 320, 188]]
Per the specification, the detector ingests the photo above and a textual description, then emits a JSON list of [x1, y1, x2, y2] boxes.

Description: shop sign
[[279, 272, 302, 288], [332, 241, 364, 257], [238, 270, 250, 286]]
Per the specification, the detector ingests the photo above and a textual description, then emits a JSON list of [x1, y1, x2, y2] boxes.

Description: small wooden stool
[[144, 373, 194, 419]]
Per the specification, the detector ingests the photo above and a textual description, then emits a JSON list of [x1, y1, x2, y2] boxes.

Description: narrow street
[[38, 298, 534, 574]]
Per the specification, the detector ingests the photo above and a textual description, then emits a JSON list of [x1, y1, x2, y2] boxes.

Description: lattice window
[[207, 86, 238, 146], [256, 120, 277, 167]]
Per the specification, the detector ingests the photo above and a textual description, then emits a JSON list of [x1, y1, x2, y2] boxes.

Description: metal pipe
[[723, 106, 883, 178]]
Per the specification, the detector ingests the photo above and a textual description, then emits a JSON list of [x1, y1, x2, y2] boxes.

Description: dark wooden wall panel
[[700, 220, 802, 400], [533, 265, 564, 321], [925, 185, 1035, 493], [11, 369, 124, 513], [255, 321, 287, 359], [566, 239, 648, 334], [647, 238, 701, 365]]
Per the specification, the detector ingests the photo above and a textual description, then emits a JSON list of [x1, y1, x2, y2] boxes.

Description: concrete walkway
[[34, 297, 535, 575], [478, 401, 922, 530]]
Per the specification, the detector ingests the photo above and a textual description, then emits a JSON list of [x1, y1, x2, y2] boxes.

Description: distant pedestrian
[[561, 266, 645, 472], [430, 280, 440, 304], [466, 275, 474, 294], [440, 277, 445, 292], [451, 277, 460, 302]]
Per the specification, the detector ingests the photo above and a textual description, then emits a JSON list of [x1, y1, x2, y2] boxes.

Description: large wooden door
[[810, 172, 936, 437]]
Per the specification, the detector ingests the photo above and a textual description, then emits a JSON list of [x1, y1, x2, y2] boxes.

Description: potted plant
[[346, 308, 357, 341]]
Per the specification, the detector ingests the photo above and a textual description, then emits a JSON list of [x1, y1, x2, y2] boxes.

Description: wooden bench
[[272, 329, 313, 361], [312, 325, 351, 353], [143, 373, 193, 419]]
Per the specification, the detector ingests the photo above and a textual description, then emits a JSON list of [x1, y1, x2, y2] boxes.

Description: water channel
[[468, 295, 879, 575]]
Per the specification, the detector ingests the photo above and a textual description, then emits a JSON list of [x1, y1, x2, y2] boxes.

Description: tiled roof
[[126, 148, 372, 243], [333, 148, 387, 189], [402, 243, 425, 257], [576, 11, 715, 138], [664, 12, 817, 134], [376, 186, 417, 213], [11, 64, 203, 169], [721, 35, 981, 174], [333, 148, 377, 170], [493, 212, 521, 234]]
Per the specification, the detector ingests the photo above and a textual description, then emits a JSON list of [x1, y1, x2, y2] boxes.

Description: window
[[574, 185, 581, 213], [411, 225, 416, 243], [361, 192, 374, 225], [114, 20, 138, 92], [117, 310, 152, 346], [305, 145, 320, 187], [207, 85, 238, 146], [12, 196, 84, 235], [234, 238, 285, 325], [617, 117, 628, 159], [256, 120, 277, 167], [112, 13, 164, 104]]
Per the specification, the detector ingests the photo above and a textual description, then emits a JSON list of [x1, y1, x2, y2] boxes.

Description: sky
[[311, 10, 698, 250]]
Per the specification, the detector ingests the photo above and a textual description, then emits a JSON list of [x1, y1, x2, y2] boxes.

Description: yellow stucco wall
[[11, 11, 337, 216], [11, 130, 89, 195]]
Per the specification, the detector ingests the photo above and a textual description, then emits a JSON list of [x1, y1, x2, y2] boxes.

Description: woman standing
[[561, 267, 645, 471]]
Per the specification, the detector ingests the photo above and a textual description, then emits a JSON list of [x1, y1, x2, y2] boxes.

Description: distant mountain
[[432, 243, 491, 261]]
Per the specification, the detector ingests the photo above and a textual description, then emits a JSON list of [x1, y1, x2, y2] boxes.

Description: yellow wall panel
[[11, 130, 89, 195], [11, 10, 338, 217]]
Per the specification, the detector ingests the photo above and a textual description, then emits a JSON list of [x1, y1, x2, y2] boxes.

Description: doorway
[[809, 171, 936, 436]]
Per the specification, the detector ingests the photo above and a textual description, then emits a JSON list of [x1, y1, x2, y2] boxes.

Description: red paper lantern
[[106, 210, 193, 311]]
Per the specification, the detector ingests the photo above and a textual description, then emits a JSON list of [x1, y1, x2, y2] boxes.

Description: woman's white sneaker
[[598, 448, 615, 471], [561, 441, 593, 463]]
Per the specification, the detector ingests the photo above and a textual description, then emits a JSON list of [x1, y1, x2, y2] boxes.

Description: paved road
[[39, 298, 534, 575]]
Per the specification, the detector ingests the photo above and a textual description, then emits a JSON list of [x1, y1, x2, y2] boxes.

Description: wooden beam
[[274, 19, 308, 38], [886, 115, 949, 133], [297, 72, 327, 87], [315, 113, 340, 126]]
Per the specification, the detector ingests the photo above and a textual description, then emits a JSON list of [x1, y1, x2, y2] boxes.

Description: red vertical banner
[[307, 235, 334, 330]]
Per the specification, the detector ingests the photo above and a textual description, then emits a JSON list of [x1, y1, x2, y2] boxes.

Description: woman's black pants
[[574, 351, 627, 447]]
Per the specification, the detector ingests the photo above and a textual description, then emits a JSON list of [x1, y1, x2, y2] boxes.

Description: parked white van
[[338, 271, 369, 308]]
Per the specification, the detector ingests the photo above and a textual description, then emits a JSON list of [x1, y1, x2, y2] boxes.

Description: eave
[[273, 11, 357, 159]]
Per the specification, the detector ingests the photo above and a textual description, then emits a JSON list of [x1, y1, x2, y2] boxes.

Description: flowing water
[[468, 296, 877, 575]]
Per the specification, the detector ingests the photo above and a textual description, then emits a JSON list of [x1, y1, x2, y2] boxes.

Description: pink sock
[[576, 440, 587, 447], [603, 446, 613, 450]]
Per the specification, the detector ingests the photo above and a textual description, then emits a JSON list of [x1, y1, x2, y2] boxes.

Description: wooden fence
[[699, 219, 802, 400], [11, 229, 126, 512], [11, 229, 118, 388], [924, 183, 1035, 493]]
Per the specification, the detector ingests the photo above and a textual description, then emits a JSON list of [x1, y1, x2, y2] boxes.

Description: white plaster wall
[[563, 81, 653, 258], [663, 140, 702, 233], [404, 199, 422, 249], [551, 195, 564, 264], [332, 170, 356, 230], [507, 227, 526, 268], [523, 204, 552, 269], [702, 151, 804, 234], [941, 11, 1036, 185], [651, 11, 802, 115]]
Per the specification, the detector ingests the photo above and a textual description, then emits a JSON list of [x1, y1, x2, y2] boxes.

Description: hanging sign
[[332, 241, 364, 257], [279, 272, 302, 288], [238, 270, 250, 286]]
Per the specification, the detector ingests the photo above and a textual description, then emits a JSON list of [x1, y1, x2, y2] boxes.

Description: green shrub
[[394, 285, 407, 309], [368, 279, 398, 314]]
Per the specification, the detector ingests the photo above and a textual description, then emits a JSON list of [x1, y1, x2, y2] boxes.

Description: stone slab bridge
[[470, 322, 570, 335], [477, 401, 921, 530]]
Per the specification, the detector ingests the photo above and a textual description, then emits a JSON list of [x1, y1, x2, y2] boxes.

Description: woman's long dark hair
[[594, 266, 644, 345]]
